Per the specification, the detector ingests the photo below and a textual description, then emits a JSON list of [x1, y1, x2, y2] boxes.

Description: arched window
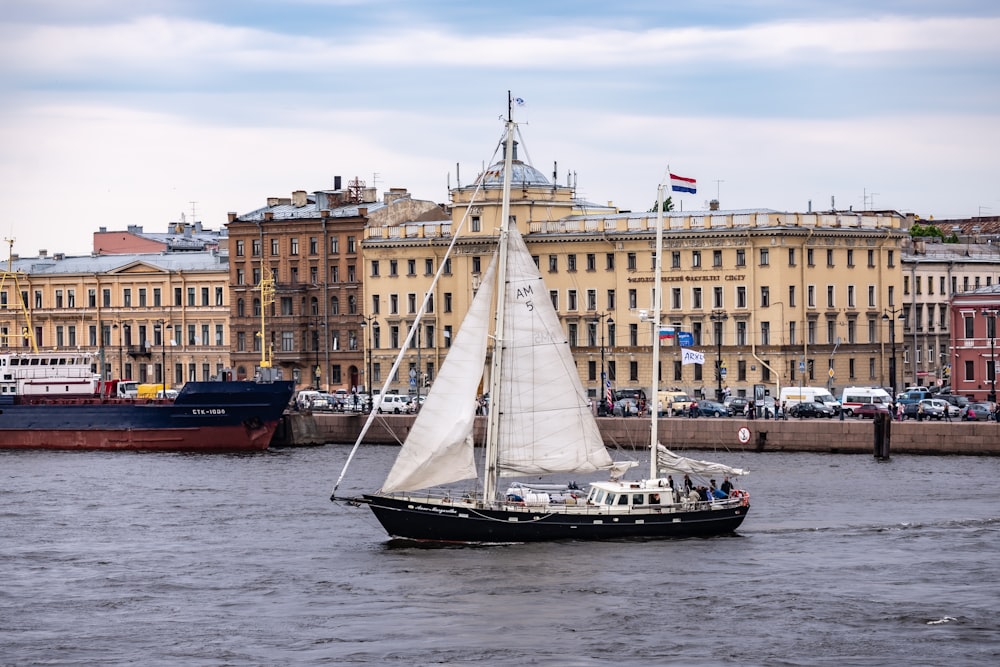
[[236, 298, 245, 317], [330, 296, 340, 315], [310, 297, 319, 316], [348, 295, 357, 315], [253, 298, 261, 317]]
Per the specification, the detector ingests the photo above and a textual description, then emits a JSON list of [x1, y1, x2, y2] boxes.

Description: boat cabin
[[586, 480, 678, 509], [0, 352, 99, 400]]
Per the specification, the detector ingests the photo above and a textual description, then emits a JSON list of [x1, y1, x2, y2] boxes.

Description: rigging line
[[332, 130, 506, 497]]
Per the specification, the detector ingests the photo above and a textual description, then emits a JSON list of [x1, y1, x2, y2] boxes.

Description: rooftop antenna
[[863, 188, 879, 211], [714, 179, 724, 202], [371, 172, 381, 190], [189, 201, 198, 222]]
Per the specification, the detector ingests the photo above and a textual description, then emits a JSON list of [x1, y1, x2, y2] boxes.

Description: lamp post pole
[[113, 322, 124, 379], [592, 312, 611, 415], [361, 314, 376, 413], [710, 309, 729, 402], [984, 309, 997, 404], [312, 320, 321, 390], [154, 320, 166, 387], [882, 308, 903, 396]]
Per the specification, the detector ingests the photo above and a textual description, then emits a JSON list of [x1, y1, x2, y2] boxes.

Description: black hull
[[361, 494, 749, 543]]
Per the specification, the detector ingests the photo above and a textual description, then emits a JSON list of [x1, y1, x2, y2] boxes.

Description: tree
[[648, 196, 674, 213]]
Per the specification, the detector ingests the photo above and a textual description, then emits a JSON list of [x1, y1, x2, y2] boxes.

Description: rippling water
[[2, 445, 998, 666]]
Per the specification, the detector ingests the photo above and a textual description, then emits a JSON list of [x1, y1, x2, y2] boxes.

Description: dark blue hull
[[0, 381, 295, 452]]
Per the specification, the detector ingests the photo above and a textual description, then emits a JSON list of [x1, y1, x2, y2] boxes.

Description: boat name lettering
[[192, 408, 227, 415], [414, 504, 458, 515]]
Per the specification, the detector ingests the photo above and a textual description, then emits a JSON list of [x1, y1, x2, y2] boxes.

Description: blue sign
[[677, 331, 694, 347]]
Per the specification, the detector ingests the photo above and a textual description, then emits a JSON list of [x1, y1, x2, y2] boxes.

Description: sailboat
[[332, 100, 750, 543]]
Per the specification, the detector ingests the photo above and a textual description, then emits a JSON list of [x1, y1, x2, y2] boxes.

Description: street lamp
[[112, 322, 124, 379], [153, 321, 165, 386], [710, 309, 729, 402], [882, 308, 904, 395], [983, 309, 997, 404], [591, 312, 612, 415], [360, 314, 376, 413], [310, 318, 322, 390]]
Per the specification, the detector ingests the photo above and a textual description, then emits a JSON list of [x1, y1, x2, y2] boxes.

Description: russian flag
[[659, 327, 675, 340], [670, 173, 697, 194]]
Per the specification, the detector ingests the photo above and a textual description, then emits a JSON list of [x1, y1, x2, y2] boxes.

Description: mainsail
[[380, 258, 498, 493], [495, 226, 614, 477]]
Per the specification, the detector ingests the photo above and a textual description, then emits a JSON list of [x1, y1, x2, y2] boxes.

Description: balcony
[[127, 345, 152, 358]]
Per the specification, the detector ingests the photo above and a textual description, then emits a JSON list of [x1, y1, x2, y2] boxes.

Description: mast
[[482, 96, 516, 504], [649, 184, 665, 480]]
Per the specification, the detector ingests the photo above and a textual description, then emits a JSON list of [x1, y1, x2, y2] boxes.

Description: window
[[887, 250, 895, 267], [606, 253, 615, 271], [271, 238, 279, 255], [252, 239, 261, 256], [759, 248, 769, 266], [548, 255, 558, 272], [847, 319, 856, 344], [736, 321, 747, 346], [330, 237, 339, 254], [808, 285, 816, 308], [627, 253, 637, 270], [407, 259, 416, 276], [761, 321, 770, 345], [472, 257, 481, 273], [827, 319, 836, 344], [471, 216, 481, 232], [789, 285, 796, 308], [964, 316, 974, 338], [847, 285, 855, 308], [567, 322, 578, 347], [692, 251, 701, 268], [102, 288, 111, 307], [425, 258, 434, 275], [713, 250, 722, 267], [629, 323, 638, 346], [847, 249, 854, 267], [789, 321, 796, 345], [868, 249, 875, 267], [607, 290, 615, 310], [826, 249, 834, 267], [692, 288, 702, 309], [713, 286, 723, 309], [236, 240, 245, 256], [788, 248, 796, 266], [628, 289, 637, 309], [671, 252, 681, 269], [736, 286, 747, 309], [568, 290, 578, 311], [586, 289, 597, 311], [290, 238, 299, 255], [807, 248, 814, 266], [187, 287, 196, 306], [964, 359, 974, 381], [407, 293, 417, 314], [347, 236, 356, 253], [389, 260, 398, 277], [550, 290, 558, 310], [826, 286, 835, 308], [281, 331, 294, 352], [671, 288, 681, 309], [567, 254, 577, 272], [586, 253, 596, 271], [629, 360, 638, 382], [330, 296, 340, 315], [735, 249, 746, 267], [760, 286, 770, 307], [371, 260, 380, 277]]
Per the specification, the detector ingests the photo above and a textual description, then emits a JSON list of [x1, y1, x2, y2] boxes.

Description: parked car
[[853, 403, 890, 419], [961, 403, 993, 421], [911, 398, 946, 420], [789, 401, 836, 419], [613, 398, 639, 417], [695, 400, 729, 417], [373, 393, 410, 414], [724, 396, 749, 416]]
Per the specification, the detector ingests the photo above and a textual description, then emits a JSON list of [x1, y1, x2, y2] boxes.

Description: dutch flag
[[670, 173, 697, 194]]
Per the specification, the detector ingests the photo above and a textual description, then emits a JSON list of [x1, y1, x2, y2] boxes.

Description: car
[[909, 398, 946, 420], [961, 403, 994, 421], [789, 401, 836, 418], [612, 398, 639, 417], [373, 393, 410, 414], [853, 403, 890, 419], [695, 400, 729, 417], [725, 396, 749, 416]]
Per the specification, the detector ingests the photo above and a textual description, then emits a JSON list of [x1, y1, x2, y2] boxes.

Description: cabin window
[[617, 495, 629, 505], [632, 494, 645, 505], [604, 494, 616, 506]]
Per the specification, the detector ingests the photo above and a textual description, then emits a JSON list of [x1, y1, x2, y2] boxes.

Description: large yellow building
[[0, 249, 232, 385], [364, 142, 909, 403]]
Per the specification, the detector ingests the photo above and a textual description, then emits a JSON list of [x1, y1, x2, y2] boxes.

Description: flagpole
[[649, 182, 665, 481]]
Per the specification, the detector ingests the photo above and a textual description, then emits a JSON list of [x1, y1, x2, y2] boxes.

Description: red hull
[[0, 421, 280, 453]]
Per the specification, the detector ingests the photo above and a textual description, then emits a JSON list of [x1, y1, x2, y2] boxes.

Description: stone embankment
[[276, 412, 999, 455]]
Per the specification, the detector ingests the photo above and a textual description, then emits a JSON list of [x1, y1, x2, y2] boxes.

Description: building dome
[[475, 141, 550, 187]]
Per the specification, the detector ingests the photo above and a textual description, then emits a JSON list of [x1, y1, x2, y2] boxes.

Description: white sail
[[656, 444, 749, 477], [496, 226, 614, 476], [380, 258, 498, 493]]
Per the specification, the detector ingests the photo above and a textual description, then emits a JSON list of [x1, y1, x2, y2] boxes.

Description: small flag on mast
[[669, 173, 697, 194], [658, 327, 675, 340]]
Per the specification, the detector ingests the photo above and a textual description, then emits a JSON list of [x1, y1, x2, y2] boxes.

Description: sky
[[1, 0, 999, 257]]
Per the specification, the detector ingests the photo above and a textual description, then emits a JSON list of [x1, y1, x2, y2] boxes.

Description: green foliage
[[648, 196, 674, 213], [910, 223, 945, 239]]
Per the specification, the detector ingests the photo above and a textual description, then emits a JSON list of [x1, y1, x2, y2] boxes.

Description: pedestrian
[[943, 403, 953, 422]]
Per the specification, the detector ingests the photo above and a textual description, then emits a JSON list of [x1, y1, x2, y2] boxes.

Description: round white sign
[[737, 427, 751, 444]]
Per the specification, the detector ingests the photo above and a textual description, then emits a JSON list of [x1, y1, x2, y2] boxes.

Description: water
[[2, 445, 999, 666]]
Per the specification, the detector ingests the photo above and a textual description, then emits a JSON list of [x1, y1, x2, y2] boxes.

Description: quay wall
[[277, 413, 1000, 456]]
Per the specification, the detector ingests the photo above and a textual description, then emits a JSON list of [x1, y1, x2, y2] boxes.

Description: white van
[[779, 386, 841, 413], [373, 393, 410, 414], [840, 387, 892, 416]]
